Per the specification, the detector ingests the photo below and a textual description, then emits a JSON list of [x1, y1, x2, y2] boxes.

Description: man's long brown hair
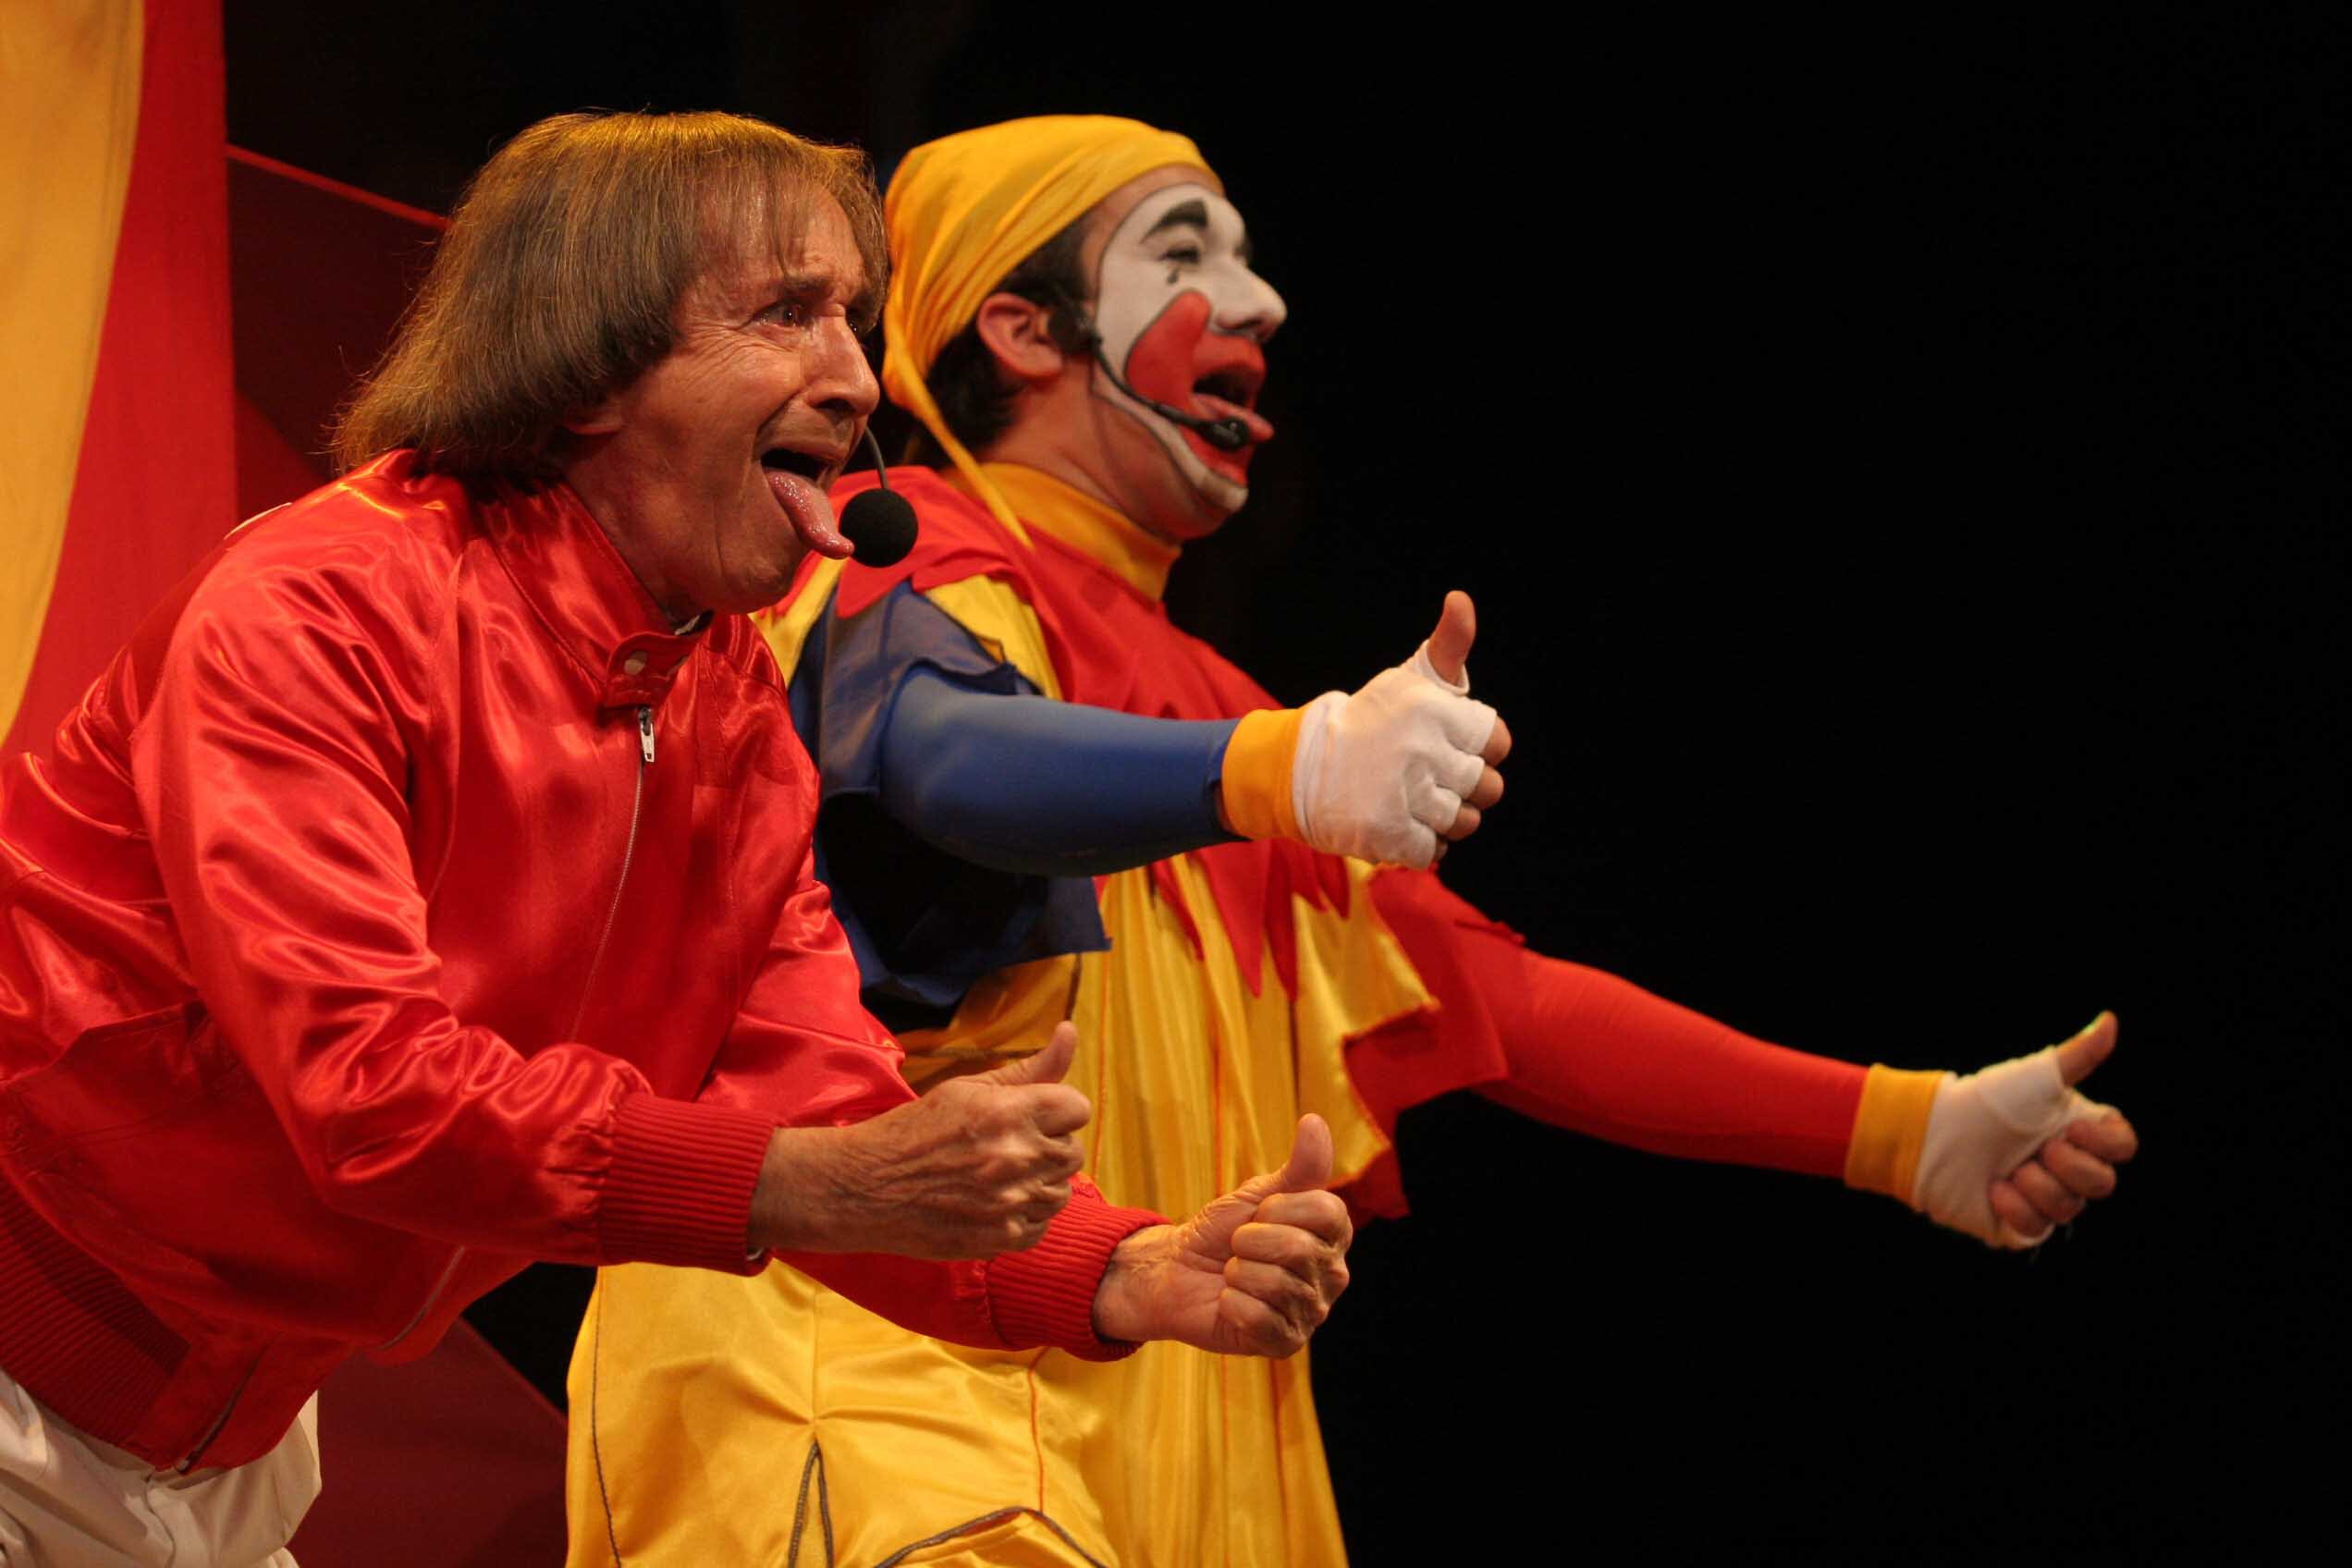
[[334, 111, 886, 484]]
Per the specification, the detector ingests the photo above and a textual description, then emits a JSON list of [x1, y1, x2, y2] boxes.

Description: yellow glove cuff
[[1843, 1064, 1948, 1205], [1220, 707, 1305, 841]]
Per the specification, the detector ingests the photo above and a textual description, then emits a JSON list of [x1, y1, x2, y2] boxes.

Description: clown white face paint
[[1087, 181, 1287, 516]]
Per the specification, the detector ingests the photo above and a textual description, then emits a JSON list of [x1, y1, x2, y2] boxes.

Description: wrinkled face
[[1086, 175, 1287, 529], [568, 190, 879, 619]]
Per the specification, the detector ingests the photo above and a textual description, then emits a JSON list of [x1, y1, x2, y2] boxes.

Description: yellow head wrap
[[882, 116, 1211, 540]]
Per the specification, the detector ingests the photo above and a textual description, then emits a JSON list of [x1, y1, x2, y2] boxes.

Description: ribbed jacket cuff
[[0, 1174, 186, 1453], [600, 1096, 778, 1272], [986, 1186, 1164, 1362]]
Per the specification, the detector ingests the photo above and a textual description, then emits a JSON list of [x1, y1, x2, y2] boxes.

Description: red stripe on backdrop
[[226, 143, 450, 233], [3, 0, 234, 760], [227, 144, 443, 517]]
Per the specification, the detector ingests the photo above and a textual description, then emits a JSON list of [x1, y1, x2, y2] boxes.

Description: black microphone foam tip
[[838, 486, 918, 568]]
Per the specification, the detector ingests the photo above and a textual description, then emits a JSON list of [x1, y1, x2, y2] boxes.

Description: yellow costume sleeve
[[1219, 706, 1305, 842]]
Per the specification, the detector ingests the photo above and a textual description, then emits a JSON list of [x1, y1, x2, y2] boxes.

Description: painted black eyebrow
[[1142, 199, 1212, 239]]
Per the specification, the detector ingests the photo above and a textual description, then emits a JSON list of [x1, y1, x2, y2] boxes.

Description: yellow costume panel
[[567, 530, 1426, 1566]]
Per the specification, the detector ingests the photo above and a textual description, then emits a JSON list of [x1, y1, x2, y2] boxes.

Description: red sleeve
[[665, 861, 918, 1278], [1468, 937, 1867, 1178], [704, 860, 1165, 1356], [1351, 871, 1863, 1208], [133, 544, 774, 1276], [698, 860, 921, 1131], [780, 1177, 1163, 1362]]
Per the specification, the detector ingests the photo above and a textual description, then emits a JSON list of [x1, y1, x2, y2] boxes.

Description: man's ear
[[562, 395, 626, 437], [974, 292, 1075, 386]]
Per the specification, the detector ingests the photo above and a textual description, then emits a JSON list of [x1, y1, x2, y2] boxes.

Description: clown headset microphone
[[838, 426, 919, 566], [1037, 286, 1252, 454], [1086, 337, 1250, 452]]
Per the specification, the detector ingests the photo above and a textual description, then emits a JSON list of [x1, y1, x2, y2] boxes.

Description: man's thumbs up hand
[[752, 1023, 1094, 1259], [1091, 1115, 1354, 1357]]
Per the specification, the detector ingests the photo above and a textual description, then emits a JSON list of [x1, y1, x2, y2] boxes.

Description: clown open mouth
[[1185, 365, 1276, 456], [1191, 369, 1258, 410]]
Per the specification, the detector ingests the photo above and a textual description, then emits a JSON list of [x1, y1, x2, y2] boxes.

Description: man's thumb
[[1266, 1114, 1334, 1196], [1423, 591, 1476, 687], [2053, 1011, 2118, 1087], [1224, 1116, 1336, 1208], [977, 1021, 1078, 1087], [1195, 1118, 1338, 1250]]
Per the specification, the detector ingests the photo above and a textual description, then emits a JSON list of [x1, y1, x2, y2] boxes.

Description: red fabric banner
[[5, 0, 234, 760]]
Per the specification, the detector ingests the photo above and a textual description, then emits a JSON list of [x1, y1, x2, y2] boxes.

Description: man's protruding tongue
[[766, 466, 852, 558]]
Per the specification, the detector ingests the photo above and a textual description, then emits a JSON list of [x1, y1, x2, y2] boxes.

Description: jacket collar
[[479, 479, 705, 713]]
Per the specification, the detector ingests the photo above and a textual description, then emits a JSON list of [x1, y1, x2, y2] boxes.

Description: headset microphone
[[1044, 288, 1253, 454], [838, 427, 919, 567], [1084, 341, 1253, 453]]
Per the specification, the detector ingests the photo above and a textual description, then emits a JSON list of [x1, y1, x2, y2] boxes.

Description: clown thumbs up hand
[[1219, 592, 1511, 870], [1845, 1012, 2140, 1247]]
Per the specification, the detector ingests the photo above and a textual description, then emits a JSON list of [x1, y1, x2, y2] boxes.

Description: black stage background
[[227, 4, 2340, 1550]]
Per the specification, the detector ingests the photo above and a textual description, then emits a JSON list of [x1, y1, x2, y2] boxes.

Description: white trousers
[[0, 1366, 318, 1568]]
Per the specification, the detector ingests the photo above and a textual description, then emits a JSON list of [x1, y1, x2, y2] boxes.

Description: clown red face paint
[[1088, 181, 1287, 515]]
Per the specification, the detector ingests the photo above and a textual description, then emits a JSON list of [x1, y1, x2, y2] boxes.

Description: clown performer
[[0, 112, 1362, 1568], [567, 117, 2141, 1566]]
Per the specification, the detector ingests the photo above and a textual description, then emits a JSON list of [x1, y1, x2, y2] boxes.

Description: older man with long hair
[[0, 111, 1353, 1567]]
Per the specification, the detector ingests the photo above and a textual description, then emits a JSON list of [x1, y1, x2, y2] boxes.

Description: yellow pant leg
[[565, 1262, 1115, 1567], [562, 860, 1397, 1567], [882, 1509, 1111, 1565]]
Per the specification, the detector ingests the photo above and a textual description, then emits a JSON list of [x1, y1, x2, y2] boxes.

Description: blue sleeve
[[789, 582, 1232, 1029], [880, 668, 1239, 876]]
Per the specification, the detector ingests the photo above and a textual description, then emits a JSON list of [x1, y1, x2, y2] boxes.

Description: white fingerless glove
[[1914, 1049, 2107, 1248], [1289, 640, 1498, 870]]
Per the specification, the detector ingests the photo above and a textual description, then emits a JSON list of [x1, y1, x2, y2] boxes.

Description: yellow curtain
[[0, 0, 142, 739]]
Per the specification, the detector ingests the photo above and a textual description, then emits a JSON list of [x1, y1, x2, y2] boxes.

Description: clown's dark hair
[[905, 216, 1091, 465]]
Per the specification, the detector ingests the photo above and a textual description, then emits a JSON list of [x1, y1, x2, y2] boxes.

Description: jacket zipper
[[176, 1356, 263, 1472], [380, 705, 654, 1364], [372, 1245, 468, 1354], [568, 704, 653, 1039]]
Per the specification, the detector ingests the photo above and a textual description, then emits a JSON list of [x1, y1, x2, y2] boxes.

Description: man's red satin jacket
[[0, 453, 1152, 1470]]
